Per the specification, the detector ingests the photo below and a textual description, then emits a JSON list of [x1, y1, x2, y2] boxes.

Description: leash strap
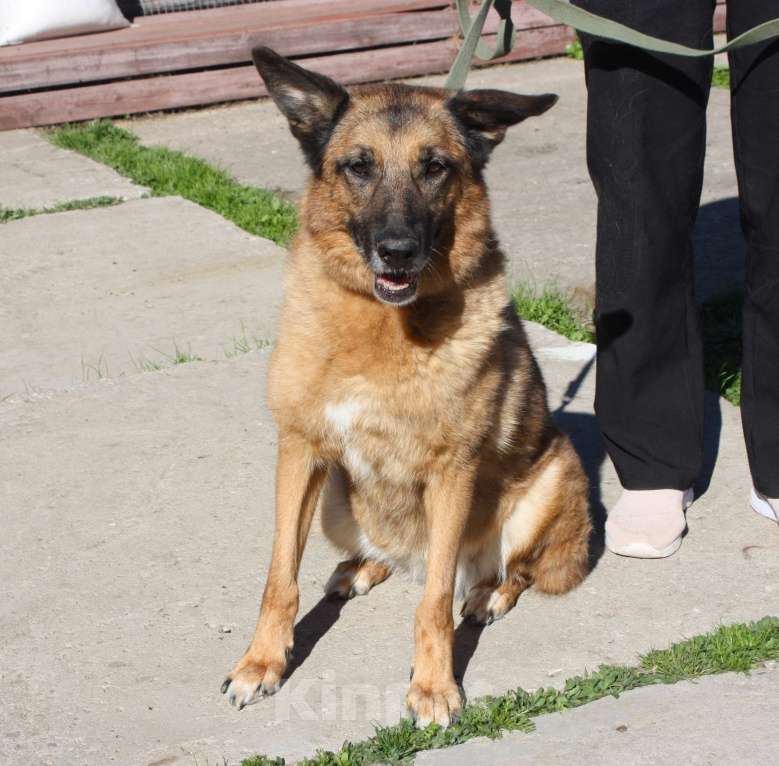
[[446, 0, 779, 90]]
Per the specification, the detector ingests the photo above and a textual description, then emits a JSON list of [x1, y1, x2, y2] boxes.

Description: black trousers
[[574, 0, 779, 496]]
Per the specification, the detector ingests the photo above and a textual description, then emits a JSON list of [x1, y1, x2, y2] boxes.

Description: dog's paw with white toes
[[325, 558, 391, 600], [325, 564, 372, 600], [406, 682, 462, 729], [221, 659, 284, 710], [460, 585, 515, 626]]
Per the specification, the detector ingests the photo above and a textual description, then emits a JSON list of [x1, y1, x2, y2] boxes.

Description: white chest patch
[[324, 399, 363, 435], [324, 399, 375, 482]]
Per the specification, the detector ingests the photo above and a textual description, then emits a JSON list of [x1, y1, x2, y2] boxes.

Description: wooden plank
[[0, 0, 449, 58], [0, 9, 457, 93], [128, 0, 450, 30], [713, 2, 726, 33], [0, 1, 556, 94], [0, 26, 574, 130]]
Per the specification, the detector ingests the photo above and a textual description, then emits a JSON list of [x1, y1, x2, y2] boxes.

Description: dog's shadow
[[287, 592, 489, 693], [284, 595, 347, 680]]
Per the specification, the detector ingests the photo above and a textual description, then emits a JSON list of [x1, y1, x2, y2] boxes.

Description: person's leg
[[573, 0, 716, 555], [576, 0, 715, 491], [728, 0, 779, 507]]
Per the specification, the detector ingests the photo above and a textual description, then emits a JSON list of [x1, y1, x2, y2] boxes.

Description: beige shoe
[[605, 488, 694, 559], [751, 488, 779, 524]]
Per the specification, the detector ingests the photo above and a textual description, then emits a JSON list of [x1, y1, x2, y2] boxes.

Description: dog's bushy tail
[[531, 438, 592, 595]]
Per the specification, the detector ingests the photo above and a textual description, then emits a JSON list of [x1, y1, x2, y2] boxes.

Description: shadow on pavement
[[696, 390, 724, 498], [453, 620, 485, 688], [284, 595, 346, 680]]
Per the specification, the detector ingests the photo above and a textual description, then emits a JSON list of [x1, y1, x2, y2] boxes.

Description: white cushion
[[0, 0, 130, 47]]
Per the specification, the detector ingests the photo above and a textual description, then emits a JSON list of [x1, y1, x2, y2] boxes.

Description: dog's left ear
[[252, 46, 349, 171], [447, 89, 558, 168]]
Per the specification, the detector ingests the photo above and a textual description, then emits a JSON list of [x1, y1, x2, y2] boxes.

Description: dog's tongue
[[376, 273, 411, 291]]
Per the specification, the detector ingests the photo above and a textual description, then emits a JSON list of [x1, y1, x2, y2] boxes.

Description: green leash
[[446, 0, 779, 90]]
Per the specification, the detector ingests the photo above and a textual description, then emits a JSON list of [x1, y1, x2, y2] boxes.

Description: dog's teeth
[[378, 277, 410, 291]]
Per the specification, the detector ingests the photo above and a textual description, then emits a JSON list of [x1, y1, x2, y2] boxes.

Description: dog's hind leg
[[460, 568, 532, 625], [320, 465, 392, 599], [461, 435, 591, 626], [527, 437, 591, 596], [325, 558, 392, 600]]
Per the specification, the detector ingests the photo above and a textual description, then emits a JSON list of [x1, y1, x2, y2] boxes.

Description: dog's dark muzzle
[[377, 237, 419, 269], [371, 235, 426, 306]]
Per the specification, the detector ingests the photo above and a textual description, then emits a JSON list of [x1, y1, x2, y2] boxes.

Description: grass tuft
[[566, 35, 584, 60], [641, 616, 779, 678], [240, 617, 779, 766], [224, 325, 273, 359], [146, 342, 205, 367], [712, 66, 731, 88], [0, 196, 124, 224], [49, 121, 298, 246], [513, 286, 595, 344]]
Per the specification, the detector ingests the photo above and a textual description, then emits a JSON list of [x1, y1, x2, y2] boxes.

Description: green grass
[[241, 617, 778, 766], [132, 342, 206, 370], [168, 343, 205, 365], [566, 35, 584, 60], [513, 287, 595, 344], [223, 325, 273, 359], [0, 195, 124, 224], [712, 66, 731, 88], [49, 121, 297, 246], [126, 330, 271, 374]]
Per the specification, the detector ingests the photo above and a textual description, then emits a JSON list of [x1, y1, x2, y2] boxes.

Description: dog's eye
[[426, 159, 448, 178], [347, 159, 371, 178]]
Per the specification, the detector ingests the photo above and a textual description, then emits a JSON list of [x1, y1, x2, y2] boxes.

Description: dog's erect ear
[[252, 47, 349, 171], [447, 89, 558, 168]]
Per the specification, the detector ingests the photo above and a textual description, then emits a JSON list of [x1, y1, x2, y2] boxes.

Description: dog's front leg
[[406, 467, 474, 728], [222, 432, 325, 709]]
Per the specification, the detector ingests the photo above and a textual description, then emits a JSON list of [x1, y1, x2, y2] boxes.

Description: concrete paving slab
[[418, 665, 779, 766], [131, 57, 743, 301], [1, 322, 775, 766], [0, 196, 284, 399], [0, 130, 147, 210]]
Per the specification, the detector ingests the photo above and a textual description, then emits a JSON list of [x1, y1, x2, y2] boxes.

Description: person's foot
[[605, 488, 694, 559], [750, 488, 779, 524]]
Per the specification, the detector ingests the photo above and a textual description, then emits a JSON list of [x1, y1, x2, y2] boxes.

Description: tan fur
[[223, 74, 591, 726]]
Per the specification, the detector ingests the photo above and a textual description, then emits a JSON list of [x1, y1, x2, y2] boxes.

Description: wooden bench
[[0, 0, 726, 130]]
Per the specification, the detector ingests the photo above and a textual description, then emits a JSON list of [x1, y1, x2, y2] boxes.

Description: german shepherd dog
[[221, 47, 592, 727]]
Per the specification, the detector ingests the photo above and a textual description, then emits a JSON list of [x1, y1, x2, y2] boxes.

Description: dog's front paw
[[221, 653, 287, 710], [405, 680, 462, 728]]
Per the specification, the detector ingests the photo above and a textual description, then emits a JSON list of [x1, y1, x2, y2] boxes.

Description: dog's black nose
[[377, 238, 418, 268]]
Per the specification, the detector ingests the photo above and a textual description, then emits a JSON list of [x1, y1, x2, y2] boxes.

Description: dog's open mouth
[[373, 271, 419, 305]]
